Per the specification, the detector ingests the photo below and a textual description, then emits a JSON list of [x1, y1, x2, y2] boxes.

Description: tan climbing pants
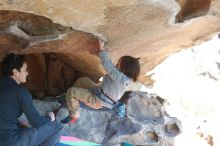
[[66, 77, 103, 117]]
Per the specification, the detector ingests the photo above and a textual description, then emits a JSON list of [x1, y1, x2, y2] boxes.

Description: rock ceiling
[[0, 0, 220, 96]]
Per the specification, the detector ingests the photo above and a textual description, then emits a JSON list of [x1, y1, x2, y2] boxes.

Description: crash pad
[[58, 136, 101, 146]]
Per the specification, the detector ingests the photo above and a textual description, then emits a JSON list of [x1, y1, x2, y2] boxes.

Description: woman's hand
[[19, 120, 30, 128], [47, 112, 55, 121]]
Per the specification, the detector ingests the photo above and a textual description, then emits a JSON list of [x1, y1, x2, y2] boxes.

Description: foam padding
[[58, 136, 102, 146]]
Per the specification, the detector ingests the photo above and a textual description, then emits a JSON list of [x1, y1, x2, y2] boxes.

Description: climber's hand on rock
[[98, 39, 105, 51]]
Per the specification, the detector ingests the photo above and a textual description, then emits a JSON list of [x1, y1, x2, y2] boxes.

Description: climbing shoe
[[61, 115, 78, 124]]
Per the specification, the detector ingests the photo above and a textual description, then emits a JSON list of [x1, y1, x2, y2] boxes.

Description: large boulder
[[29, 92, 181, 145]]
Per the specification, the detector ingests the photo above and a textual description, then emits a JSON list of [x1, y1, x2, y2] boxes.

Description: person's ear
[[12, 68, 18, 76]]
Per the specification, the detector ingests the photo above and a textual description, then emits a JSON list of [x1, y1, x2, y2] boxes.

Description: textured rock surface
[[0, 11, 103, 97], [26, 92, 181, 145], [25, 54, 47, 98], [175, 0, 211, 22], [0, 0, 219, 85]]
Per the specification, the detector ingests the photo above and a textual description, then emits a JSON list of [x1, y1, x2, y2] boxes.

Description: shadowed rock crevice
[[10, 53, 94, 99], [175, 0, 211, 23], [163, 123, 180, 137], [144, 131, 159, 144]]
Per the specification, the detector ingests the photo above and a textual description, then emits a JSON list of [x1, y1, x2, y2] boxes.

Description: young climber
[[60, 39, 140, 124]]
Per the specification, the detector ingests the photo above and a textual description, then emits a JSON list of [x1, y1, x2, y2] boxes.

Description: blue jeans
[[13, 120, 64, 146]]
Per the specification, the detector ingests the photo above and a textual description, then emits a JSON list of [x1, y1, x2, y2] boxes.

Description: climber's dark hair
[[118, 56, 140, 81]]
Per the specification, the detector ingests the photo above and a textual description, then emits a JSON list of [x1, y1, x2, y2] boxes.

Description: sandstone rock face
[[28, 92, 181, 145], [0, 1, 219, 86], [175, 0, 211, 22], [0, 10, 104, 98]]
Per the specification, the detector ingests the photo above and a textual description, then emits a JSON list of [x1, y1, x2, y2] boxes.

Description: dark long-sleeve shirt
[[0, 76, 51, 144]]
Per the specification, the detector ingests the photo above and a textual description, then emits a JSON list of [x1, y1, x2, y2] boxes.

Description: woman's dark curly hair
[[1, 53, 26, 76]]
